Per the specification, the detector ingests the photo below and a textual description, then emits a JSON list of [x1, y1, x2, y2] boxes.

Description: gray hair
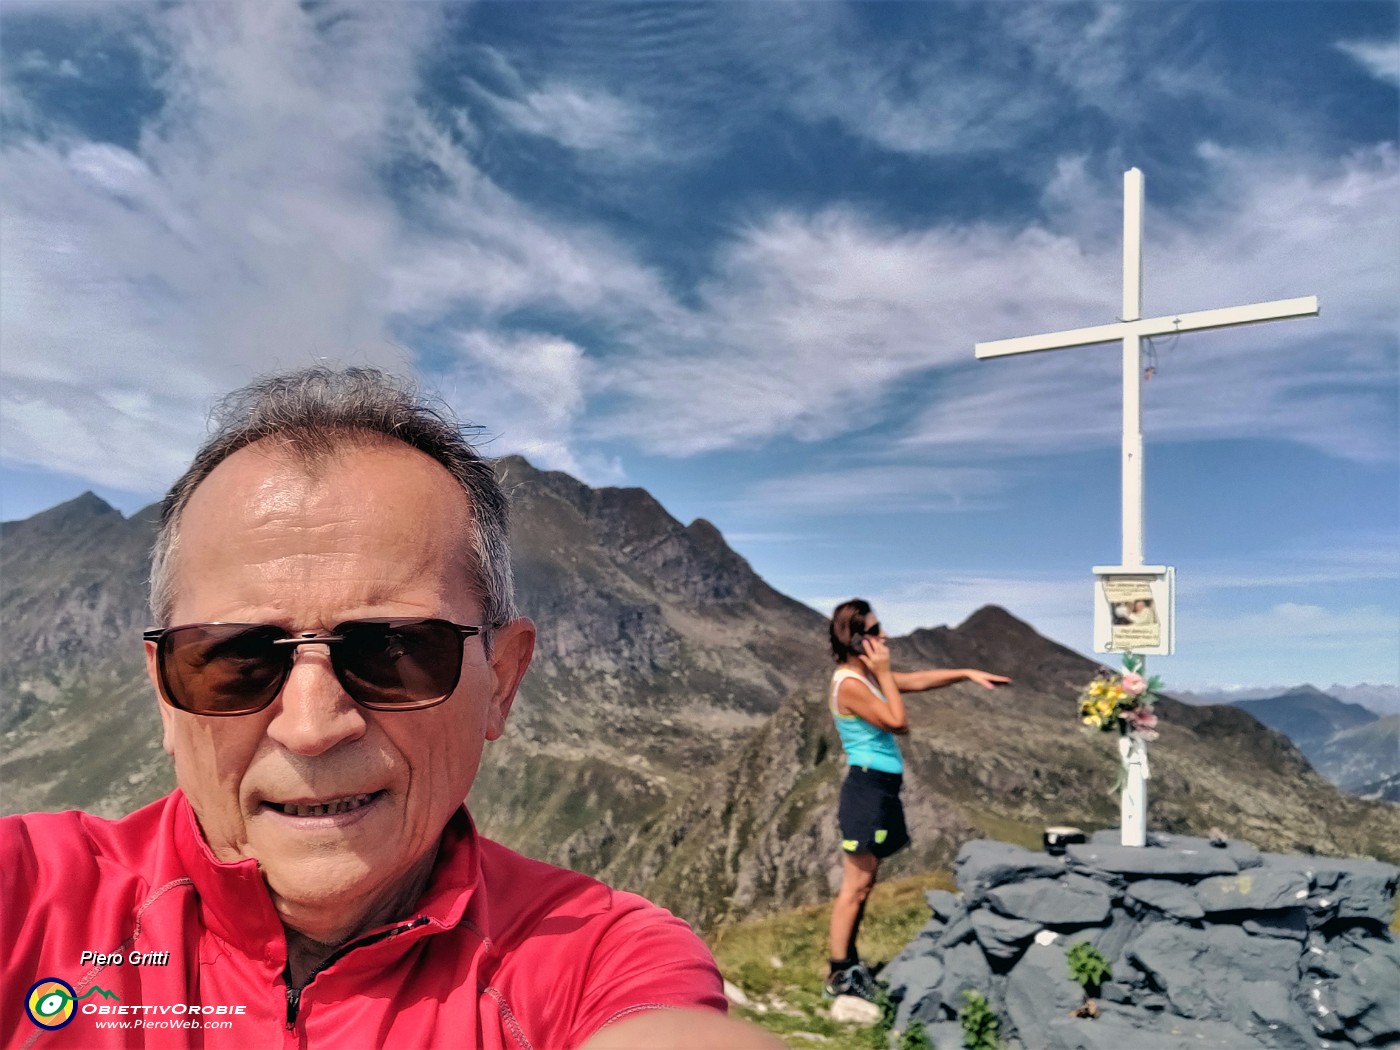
[[149, 367, 517, 637]]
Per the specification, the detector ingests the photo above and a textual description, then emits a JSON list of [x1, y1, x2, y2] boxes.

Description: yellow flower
[[1082, 715, 1100, 726]]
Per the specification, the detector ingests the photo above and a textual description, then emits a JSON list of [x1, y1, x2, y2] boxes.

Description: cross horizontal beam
[[974, 295, 1319, 359]]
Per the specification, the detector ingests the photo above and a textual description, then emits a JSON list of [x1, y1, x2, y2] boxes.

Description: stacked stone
[[883, 834, 1399, 1049]]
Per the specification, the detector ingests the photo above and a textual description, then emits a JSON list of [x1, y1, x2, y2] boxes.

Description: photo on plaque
[[1101, 576, 1161, 650]]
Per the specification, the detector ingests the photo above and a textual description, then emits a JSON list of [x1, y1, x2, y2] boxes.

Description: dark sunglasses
[[143, 618, 485, 716], [858, 622, 882, 637]]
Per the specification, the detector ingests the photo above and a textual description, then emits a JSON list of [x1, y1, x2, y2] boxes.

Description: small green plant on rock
[[1067, 940, 1111, 1018], [897, 1018, 934, 1050], [958, 990, 999, 1050]]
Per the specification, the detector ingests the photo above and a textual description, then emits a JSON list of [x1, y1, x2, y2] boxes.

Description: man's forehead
[[175, 438, 480, 564], [190, 436, 468, 507]]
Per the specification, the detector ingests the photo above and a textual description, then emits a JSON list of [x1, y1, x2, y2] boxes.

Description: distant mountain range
[[1220, 686, 1399, 801], [1178, 683, 1400, 717], [3, 458, 1397, 929]]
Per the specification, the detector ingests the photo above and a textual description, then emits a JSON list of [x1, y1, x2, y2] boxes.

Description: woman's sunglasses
[[143, 618, 485, 716]]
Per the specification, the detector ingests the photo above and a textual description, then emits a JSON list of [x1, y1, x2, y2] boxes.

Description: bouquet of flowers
[[1077, 652, 1161, 740]]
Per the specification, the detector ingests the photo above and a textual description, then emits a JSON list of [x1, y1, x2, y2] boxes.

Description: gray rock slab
[[1044, 1013, 1271, 1050], [921, 1021, 964, 1050], [1151, 832, 1264, 870], [987, 877, 1112, 927], [1242, 909, 1309, 941], [1127, 878, 1205, 921], [1258, 853, 1400, 924], [1098, 980, 1133, 1004], [1304, 929, 1382, 980], [1196, 869, 1312, 914], [1301, 895, 1339, 928], [924, 889, 961, 921], [971, 909, 1043, 963], [1001, 942, 1085, 1048], [883, 950, 943, 1006], [1233, 980, 1320, 1050], [1127, 922, 1304, 1020], [937, 909, 974, 948], [956, 839, 1066, 895], [1067, 842, 1239, 879], [1333, 943, 1400, 1039], [938, 939, 994, 1007], [1084, 909, 1139, 968], [896, 940, 987, 1030], [1225, 840, 1264, 871]]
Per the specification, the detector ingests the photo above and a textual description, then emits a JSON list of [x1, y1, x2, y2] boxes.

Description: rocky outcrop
[[885, 834, 1400, 1049]]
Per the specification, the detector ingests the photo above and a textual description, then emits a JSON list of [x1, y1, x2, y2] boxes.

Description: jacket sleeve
[[566, 891, 727, 1048]]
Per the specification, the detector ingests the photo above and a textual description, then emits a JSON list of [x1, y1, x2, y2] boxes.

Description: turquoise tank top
[[830, 668, 904, 774]]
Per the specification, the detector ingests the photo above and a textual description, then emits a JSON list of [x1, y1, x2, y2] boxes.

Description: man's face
[[147, 439, 533, 936]]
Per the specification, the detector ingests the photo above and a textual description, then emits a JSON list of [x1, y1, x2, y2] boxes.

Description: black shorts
[[838, 767, 909, 859]]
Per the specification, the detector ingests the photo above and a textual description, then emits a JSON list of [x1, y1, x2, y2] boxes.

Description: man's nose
[[265, 646, 368, 756]]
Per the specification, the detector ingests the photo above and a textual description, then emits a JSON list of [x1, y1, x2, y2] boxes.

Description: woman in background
[[824, 599, 1010, 1000]]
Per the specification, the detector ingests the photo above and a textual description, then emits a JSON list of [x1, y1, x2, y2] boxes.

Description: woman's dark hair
[[829, 598, 872, 662]]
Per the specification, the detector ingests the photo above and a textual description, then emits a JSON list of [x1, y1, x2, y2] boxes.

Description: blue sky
[[1, 1, 1396, 690]]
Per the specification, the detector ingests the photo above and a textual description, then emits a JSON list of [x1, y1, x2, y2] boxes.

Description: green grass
[[708, 869, 957, 1048], [962, 808, 1046, 853]]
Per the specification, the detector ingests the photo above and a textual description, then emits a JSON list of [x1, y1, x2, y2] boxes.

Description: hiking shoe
[[824, 962, 879, 1003]]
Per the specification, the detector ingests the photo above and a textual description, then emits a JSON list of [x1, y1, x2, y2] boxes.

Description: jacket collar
[[168, 790, 482, 964]]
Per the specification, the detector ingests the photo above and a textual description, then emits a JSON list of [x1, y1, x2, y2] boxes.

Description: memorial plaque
[[1093, 566, 1174, 656]]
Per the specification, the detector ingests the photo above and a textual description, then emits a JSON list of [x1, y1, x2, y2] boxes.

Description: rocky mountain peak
[[4, 490, 119, 531]]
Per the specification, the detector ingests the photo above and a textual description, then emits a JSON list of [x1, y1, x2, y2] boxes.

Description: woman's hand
[[858, 635, 892, 675], [965, 669, 1012, 689]]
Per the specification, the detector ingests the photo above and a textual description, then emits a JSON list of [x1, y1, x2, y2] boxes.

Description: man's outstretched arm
[[581, 1008, 786, 1050]]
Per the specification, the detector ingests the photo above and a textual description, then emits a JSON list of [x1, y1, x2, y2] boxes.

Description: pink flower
[[1123, 706, 1159, 739], [1120, 672, 1147, 696]]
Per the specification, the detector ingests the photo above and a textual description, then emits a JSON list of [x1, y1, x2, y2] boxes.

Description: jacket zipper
[[284, 916, 432, 1030]]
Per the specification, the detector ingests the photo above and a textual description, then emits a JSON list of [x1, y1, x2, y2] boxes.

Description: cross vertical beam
[[1121, 170, 1147, 843], [1122, 169, 1145, 569]]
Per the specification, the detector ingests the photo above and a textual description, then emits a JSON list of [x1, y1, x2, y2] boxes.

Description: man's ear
[[146, 640, 177, 757], [485, 618, 535, 740]]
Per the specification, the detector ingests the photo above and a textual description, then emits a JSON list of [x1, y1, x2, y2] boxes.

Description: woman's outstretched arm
[[892, 668, 1011, 692]]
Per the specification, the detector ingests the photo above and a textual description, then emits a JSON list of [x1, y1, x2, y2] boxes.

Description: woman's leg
[[829, 850, 880, 963]]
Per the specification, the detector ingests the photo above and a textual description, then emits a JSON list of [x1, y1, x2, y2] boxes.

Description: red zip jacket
[[2, 791, 725, 1049]]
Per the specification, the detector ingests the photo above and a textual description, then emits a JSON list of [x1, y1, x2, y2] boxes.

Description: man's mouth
[[263, 791, 383, 817]]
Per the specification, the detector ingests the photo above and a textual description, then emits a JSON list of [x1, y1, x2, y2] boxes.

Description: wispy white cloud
[[1176, 601, 1400, 687], [438, 329, 615, 482], [746, 464, 1003, 514], [1, 2, 434, 488], [1337, 37, 1400, 87], [474, 73, 653, 156], [0, 2, 664, 491], [384, 108, 672, 324], [1174, 539, 1400, 593], [2, 1, 1395, 505], [589, 143, 1396, 465]]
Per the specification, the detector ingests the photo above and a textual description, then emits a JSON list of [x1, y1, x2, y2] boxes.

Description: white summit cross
[[975, 168, 1318, 847]]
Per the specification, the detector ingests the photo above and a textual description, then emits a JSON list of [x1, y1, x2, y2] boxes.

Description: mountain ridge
[[2, 461, 1396, 930]]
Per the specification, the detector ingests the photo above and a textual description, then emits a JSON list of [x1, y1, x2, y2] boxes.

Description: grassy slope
[[708, 869, 957, 1048]]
